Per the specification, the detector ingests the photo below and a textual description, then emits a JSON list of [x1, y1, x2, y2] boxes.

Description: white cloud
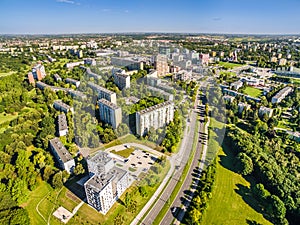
[[56, 0, 75, 4], [124, 10, 129, 13]]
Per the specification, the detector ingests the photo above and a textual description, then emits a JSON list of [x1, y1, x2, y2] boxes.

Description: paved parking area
[[113, 148, 158, 178]]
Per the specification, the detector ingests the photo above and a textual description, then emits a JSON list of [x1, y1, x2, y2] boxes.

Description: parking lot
[[112, 148, 158, 178]]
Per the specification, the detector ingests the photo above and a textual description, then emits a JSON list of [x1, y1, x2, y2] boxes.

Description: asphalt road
[[139, 109, 199, 225], [160, 105, 208, 225]]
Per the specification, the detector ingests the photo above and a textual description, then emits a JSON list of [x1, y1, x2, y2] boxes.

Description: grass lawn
[[201, 145, 272, 225], [219, 61, 245, 69], [24, 181, 53, 225], [111, 147, 135, 158], [90, 134, 157, 155], [243, 86, 262, 98]]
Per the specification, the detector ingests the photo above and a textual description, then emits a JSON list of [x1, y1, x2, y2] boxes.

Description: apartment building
[[87, 82, 117, 104], [154, 54, 169, 76], [49, 137, 75, 173], [136, 101, 174, 136], [113, 72, 130, 90], [271, 86, 293, 104], [98, 98, 122, 129], [32, 63, 47, 81], [53, 100, 74, 113], [57, 114, 68, 136], [84, 152, 129, 214], [65, 78, 80, 88], [259, 106, 274, 118]]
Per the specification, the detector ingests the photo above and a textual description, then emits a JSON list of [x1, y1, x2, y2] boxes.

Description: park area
[[243, 86, 262, 98], [201, 119, 272, 225], [218, 61, 245, 69]]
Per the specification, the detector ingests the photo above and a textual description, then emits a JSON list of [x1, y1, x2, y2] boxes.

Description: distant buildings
[[271, 86, 293, 104], [173, 70, 192, 81], [136, 101, 174, 136], [199, 53, 210, 65], [68, 90, 87, 100], [57, 114, 68, 137], [53, 100, 73, 113], [65, 61, 84, 69], [28, 63, 47, 83], [88, 82, 117, 104], [230, 80, 243, 90], [65, 78, 80, 88], [259, 106, 274, 118], [98, 98, 122, 129], [112, 70, 130, 90], [111, 57, 144, 71], [154, 54, 169, 76], [54, 74, 62, 82], [84, 152, 129, 214], [238, 102, 251, 113], [49, 137, 75, 173]]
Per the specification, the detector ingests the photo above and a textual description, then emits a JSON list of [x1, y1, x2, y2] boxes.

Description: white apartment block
[[49, 137, 75, 173], [271, 87, 293, 104], [84, 152, 129, 214], [98, 99, 122, 129], [88, 82, 117, 104], [65, 78, 80, 88], [136, 101, 174, 136], [53, 100, 74, 113], [113, 71, 130, 90], [57, 114, 68, 136], [259, 106, 274, 118]]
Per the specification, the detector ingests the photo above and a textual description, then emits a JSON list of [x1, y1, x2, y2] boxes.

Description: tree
[[124, 192, 132, 208], [51, 172, 63, 189], [236, 152, 253, 175], [74, 163, 85, 175], [187, 206, 201, 225]]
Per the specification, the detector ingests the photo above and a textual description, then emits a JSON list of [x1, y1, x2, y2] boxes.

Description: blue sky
[[0, 0, 299, 34]]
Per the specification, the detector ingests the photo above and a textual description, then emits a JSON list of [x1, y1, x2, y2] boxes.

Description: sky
[[0, 0, 300, 34]]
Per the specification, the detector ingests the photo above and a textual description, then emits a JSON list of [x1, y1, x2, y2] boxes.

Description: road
[[160, 104, 209, 225], [132, 109, 199, 225]]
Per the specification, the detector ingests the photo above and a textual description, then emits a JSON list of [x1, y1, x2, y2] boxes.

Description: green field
[[24, 180, 82, 225], [111, 147, 135, 158], [201, 120, 272, 225], [243, 86, 262, 98], [219, 61, 245, 69]]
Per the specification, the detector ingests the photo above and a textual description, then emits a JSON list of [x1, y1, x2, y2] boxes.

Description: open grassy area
[[90, 134, 157, 155], [218, 61, 245, 69], [243, 86, 262, 98], [201, 128, 272, 225], [24, 180, 82, 225], [111, 147, 135, 158]]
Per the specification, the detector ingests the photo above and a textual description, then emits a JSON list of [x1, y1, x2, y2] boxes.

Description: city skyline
[[1, 0, 300, 35]]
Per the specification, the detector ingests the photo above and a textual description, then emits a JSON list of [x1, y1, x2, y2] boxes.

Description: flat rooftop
[[98, 98, 120, 110], [49, 137, 73, 163]]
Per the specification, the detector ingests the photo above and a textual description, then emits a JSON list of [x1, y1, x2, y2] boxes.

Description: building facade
[[154, 54, 169, 76], [271, 86, 293, 104], [88, 82, 117, 104], [98, 98, 122, 129], [136, 101, 174, 136], [57, 113, 68, 136], [84, 152, 129, 214], [49, 137, 75, 173], [113, 72, 130, 90]]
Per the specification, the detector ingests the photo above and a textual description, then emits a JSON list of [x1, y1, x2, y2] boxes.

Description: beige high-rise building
[[154, 54, 169, 76]]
